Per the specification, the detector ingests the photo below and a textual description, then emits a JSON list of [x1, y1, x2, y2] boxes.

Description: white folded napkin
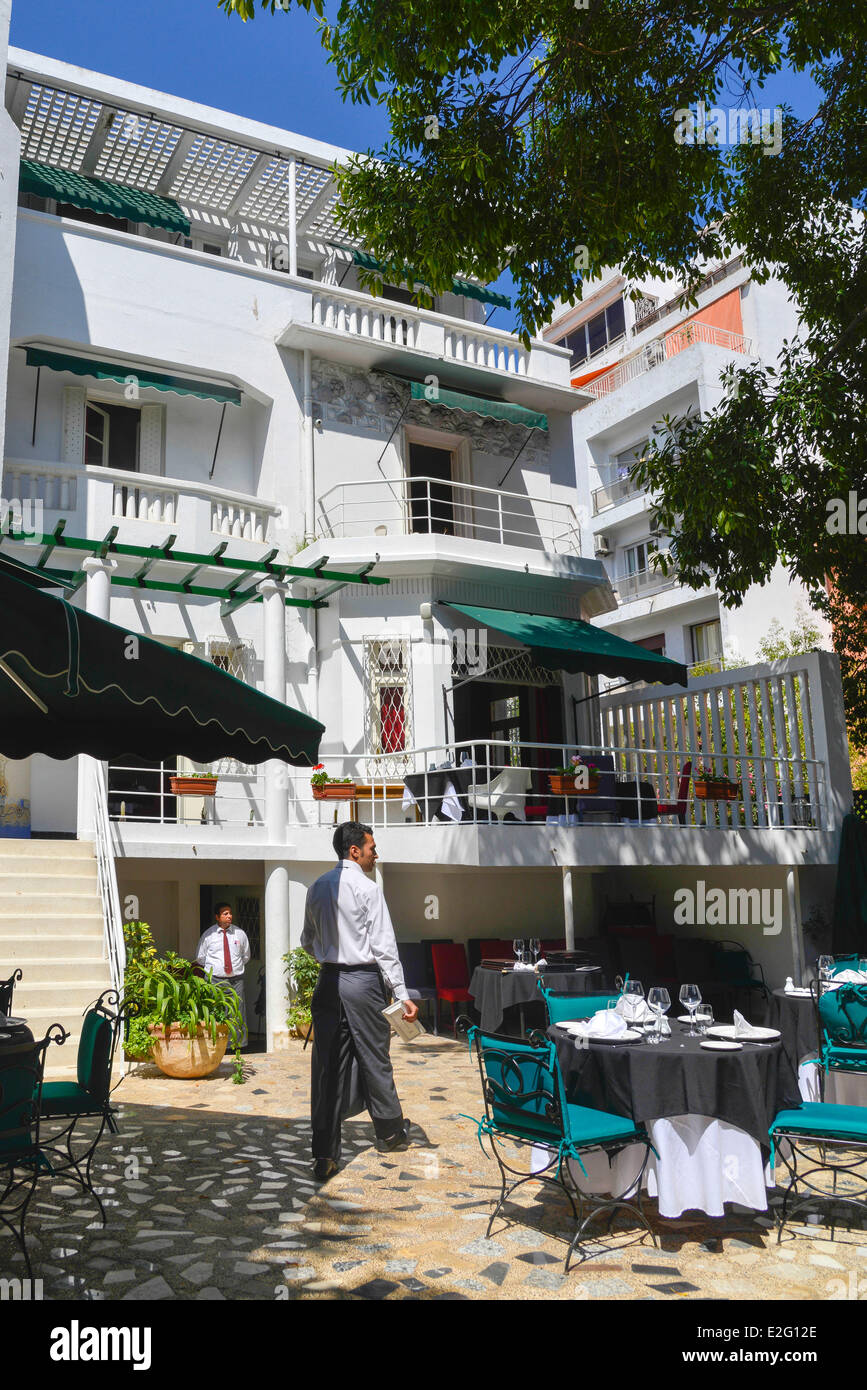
[[616, 996, 654, 1025], [570, 1010, 629, 1039], [513, 961, 535, 972], [831, 969, 867, 985], [534, 957, 547, 971], [733, 1009, 754, 1037]]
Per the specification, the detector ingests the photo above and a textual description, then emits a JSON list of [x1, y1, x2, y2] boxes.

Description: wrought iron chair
[[811, 980, 867, 1100], [712, 939, 769, 1006], [38, 989, 130, 1223], [769, 1102, 867, 1240], [0, 1024, 68, 1278], [0, 968, 23, 1016], [537, 982, 620, 1025], [459, 1018, 656, 1269]]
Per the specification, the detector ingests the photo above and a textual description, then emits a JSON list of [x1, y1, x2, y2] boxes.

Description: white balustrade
[[112, 479, 177, 524], [211, 500, 268, 542], [2, 460, 78, 512]]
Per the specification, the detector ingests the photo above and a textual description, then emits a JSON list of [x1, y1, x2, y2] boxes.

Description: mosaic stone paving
[[5, 1035, 867, 1301]]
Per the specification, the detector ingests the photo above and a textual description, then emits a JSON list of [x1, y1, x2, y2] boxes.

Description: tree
[[220, 0, 867, 733], [755, 612, 826, 664]]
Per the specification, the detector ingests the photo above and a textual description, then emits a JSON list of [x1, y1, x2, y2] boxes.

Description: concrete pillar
[[287, 156, 298, 278], [77, 557, 116, 838], [261, 578, 288, 846], [562, 867, 574, 950], [786, 866, 805, 985], [302, 348, 314, 544], [264, 859, 290, 1050]]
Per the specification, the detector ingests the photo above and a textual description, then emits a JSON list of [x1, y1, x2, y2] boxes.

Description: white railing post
[[91, 762, 126, 1003]]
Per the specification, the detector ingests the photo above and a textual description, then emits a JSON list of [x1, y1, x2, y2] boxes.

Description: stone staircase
[[0, 839, 112, 1076]]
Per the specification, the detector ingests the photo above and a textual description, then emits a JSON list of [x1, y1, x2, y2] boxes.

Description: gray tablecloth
[[403, 768, 475, 822], [763, 988, 820, 1094], [550, 1020, 785, 1153], [469, 966, 600, 1033]]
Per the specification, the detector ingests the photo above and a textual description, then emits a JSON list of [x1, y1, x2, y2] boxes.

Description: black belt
[[321, 962, 380, 973]]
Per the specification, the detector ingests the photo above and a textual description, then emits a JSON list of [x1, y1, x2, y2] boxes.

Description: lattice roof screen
[[21, 84, 102, 170], [94, 114, 184, 188]]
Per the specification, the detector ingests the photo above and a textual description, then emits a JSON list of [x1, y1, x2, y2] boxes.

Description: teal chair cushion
[[40, 1081, 101, 1117], [770, 1103, 867, 1142], [540, 989, 620, 1024], [77, 1011, 113, 1099], [564, 1103, 640, 1147], [826, 1046, 867, 1069]]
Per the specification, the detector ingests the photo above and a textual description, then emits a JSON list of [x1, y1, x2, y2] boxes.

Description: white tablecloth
[[401, 778, 463, 821], [532, 1113, 771, 1219]]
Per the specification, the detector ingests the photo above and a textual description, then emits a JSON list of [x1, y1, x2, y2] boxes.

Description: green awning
[[0, 565, 323, 764], [410, 382, 547, 431], [349, 247, 510, 310], [20, 158, 190, 237], [23, 347, 242, 406], [442, 602, 689, 686]]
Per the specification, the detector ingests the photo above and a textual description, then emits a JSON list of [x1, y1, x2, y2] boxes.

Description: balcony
[[2, 458, 282, 549], [278, 284, 584, 415], [583, 322, 754, 402], [591, 475, 646, 515], [613, 561, 678, 603], [316, 476, 582, 555]]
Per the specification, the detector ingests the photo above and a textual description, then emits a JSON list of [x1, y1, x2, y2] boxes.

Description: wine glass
[[622, 979, 644, 1026], [679, 983, 702, 1036], [817, 954, 834, 994], [512, 938, 525, 966], [529, 937, 541, 966], [647, 987, 670, 1045], [696, 1003, 714, 1037]]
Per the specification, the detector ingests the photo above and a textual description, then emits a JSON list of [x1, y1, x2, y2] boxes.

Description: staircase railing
[[92, 760, 126, 995]]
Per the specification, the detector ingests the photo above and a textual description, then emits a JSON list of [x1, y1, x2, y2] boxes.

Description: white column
[[288, 155, 298, 278], [302, 348, 315, 544], [562, 867, 575, 950], [77, 557, 117, 839], [261, 578, 288, 845], [786, 866, 805, 985], [264, 859, 290, 1050]]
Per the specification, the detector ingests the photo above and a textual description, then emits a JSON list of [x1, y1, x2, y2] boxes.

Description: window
[[691, 620, 722, 665], [612, 437, 651, 480], [557, 297, 626, 368], [490, 695, 522, 767], [364, 638, 413, 774], [634, 634, 666, 655], [57, 201, 134, 233], [84, 401, 140, 471], [184, 235, 226, 257], [623, 541, 653, 576]]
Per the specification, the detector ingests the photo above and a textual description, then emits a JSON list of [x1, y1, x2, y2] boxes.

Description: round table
[[469, 965, 601, 1034], [764, 988, 819, 1098], [547, 1020, 784, 1217]]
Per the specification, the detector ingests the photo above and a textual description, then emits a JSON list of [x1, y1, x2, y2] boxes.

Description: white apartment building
[[543, 259, 830, 676], [0, 46, 852, 1056]]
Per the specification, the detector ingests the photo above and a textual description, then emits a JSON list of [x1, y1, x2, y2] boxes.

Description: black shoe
[[313, 1158, 339, 1182], [376, 1121, 410, 1153]]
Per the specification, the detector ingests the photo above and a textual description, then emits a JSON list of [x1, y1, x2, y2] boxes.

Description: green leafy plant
[[310, 763, 355, 788], [137, 956, 244, 1076], [122, 920, 160, 1059], [283, 947, 320, 1034]]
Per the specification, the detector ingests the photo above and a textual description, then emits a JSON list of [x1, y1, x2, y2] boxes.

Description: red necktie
[[222, 928, 233, 977]]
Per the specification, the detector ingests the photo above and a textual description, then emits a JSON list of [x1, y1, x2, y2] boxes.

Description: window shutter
[[139, 403, 164, 474], [62, 385, 86, 465]]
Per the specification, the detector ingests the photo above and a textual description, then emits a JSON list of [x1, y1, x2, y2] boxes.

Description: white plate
[[706, 1024, 780, 1042], [701, 1039, 743, 1051], [677, 1014, 713, 1024], [588, 1029, 644, 1045]]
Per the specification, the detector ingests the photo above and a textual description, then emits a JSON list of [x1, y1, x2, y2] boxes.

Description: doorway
[[407, 441, 455, 535], [200, 884, 266, 1053], [453, 678, 564, 780]]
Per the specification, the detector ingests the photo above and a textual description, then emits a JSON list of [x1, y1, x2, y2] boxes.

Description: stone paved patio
[[8, 1035, 867, 1301]]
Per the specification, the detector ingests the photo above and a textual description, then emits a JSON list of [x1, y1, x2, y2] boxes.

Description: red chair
[[657, 761, 692, 825], [431, 943, 474, 1035]]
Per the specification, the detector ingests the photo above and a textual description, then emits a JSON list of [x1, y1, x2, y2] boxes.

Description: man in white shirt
[[196, 903, 251, 1049], [302, 821, 418, 1181]]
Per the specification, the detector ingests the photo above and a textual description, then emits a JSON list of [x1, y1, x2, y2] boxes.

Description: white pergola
[[6, 47, 364, 270]]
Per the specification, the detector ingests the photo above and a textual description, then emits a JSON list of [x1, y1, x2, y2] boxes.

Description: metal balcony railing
[[614, 562, 678, 602], [584, 321, 754, 401], [592, 475, 646, 514]]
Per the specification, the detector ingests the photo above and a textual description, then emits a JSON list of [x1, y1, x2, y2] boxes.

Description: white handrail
[[92, 761, 126, 994]]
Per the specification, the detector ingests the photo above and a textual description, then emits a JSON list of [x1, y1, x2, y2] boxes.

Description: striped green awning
[[20, 159, 190, 237], [350, 248, 510, 310], [410, 381, 547, 431], [23, 347, 242, 406]]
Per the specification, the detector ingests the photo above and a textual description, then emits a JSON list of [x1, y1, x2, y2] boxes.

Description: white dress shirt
[[301, 860, 408, 1002], [196, 924, 251, 979]]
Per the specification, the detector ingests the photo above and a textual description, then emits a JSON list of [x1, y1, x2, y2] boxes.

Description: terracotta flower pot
[[312, 783, 357, 800], [170, 777, 218, 796], [147, 1023, 229, 1078], [548, 775, 577, 795]]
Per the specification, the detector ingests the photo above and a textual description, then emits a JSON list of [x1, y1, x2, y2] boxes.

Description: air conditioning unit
[[594, 536, 611, 557]]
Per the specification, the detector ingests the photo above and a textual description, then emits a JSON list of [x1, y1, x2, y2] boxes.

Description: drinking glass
[[512, 938, 525, 966], [679, 983, 702, 1036], [622, 979, 644, 1026], [529, 937, 541, 965], [818, 955, 834, 982], [647, 987, 670, 1045], [696, 1003, 714, 1037]]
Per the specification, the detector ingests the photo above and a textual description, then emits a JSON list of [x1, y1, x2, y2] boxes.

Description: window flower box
[[312, 782, 357, 801], [170, 776, 219, 796]]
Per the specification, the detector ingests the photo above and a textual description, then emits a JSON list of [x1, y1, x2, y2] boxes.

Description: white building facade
[[0, 51, 852, 1055]]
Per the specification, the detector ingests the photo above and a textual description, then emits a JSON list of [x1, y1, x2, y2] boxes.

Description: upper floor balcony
[[583, 321, 754, 403], [591, 475, 646, 515], [613, 560, 678, 603], [316, 475, 582, 556]]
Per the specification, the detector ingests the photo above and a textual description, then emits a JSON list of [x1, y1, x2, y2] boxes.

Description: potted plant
[[283, 946, 320, 1039], [170, 769, 219, 797], [694, 765, 739, 799], [548, 755, 597, 795], [310, 763, 357, 801], [122, 919, 160, 1061], [138, 954, 244, 1079]]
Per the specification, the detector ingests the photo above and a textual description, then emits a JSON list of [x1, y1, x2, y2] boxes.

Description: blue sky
[[10, 0, 822, 331]]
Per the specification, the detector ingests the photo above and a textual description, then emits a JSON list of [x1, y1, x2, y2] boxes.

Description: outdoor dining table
[[0, 1014, 34, 1046], [547, 1020, 789, 1218], [402, 767, 476, 823], [763, 988, 820, 1100], [469, 964, 601, 1034]]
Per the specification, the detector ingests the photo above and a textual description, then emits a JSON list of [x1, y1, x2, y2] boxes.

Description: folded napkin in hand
[[570, 1010, 629, 1039]]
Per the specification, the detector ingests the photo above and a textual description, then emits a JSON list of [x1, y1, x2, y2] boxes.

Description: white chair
[[466, 767, 532, 822]]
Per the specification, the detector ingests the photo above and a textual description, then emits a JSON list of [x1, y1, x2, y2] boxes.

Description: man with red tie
[[196, 903, 251, 1049]]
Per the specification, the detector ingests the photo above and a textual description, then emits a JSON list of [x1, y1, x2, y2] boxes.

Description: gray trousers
[[311, 964, 403, 1161], [216, 975, 247, 1048]]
